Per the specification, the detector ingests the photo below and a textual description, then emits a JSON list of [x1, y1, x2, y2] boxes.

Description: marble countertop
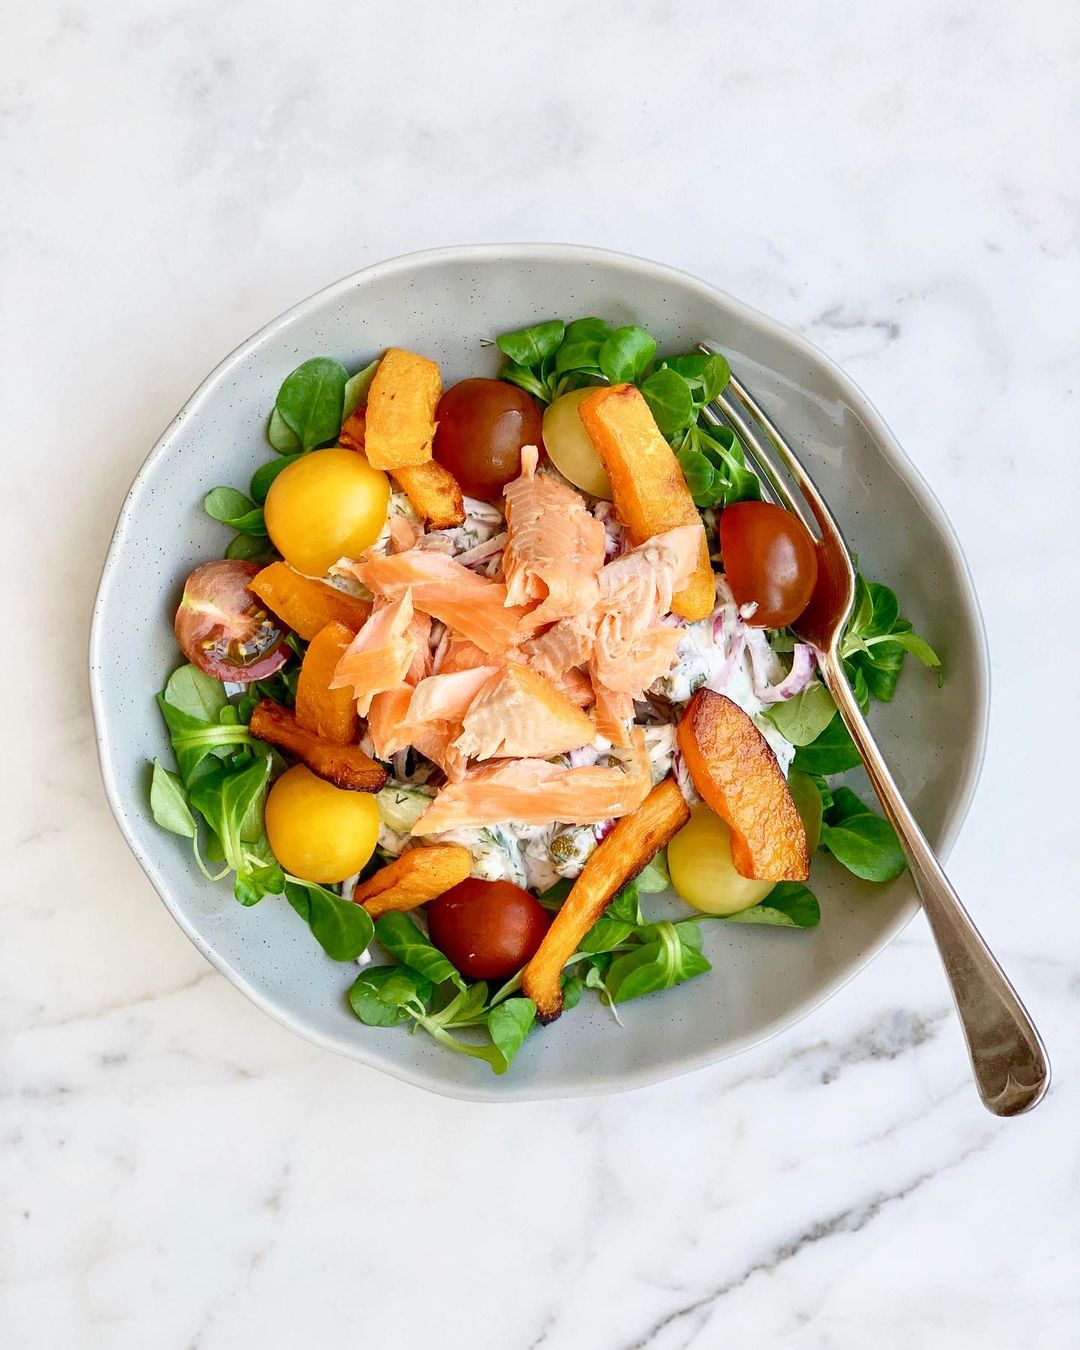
[[3, 2, 1078, 1346]]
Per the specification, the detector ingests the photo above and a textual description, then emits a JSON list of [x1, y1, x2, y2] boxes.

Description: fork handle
[[818, 649, 1050, 1116]]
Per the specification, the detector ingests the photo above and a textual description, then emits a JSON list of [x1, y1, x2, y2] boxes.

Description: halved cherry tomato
[[719, 501, 818, 628], [426, 878, 552, 980], [433, 378, 544, 500], [174, 559, 289, 682]]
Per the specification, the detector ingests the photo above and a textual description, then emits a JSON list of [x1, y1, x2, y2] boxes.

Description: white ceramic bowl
[[90, 245, 988, 1101]]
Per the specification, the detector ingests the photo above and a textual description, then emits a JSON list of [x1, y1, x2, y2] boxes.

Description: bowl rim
[[89, 242, 990, 1102]]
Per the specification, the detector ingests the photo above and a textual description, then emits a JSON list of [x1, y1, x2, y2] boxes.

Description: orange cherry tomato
[[426, 878, 552, 980], [433, 379, 544, 500], [719, 501, 818, 628]]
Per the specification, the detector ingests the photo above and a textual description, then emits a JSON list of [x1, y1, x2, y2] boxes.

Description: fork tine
[[697, 342, 817, 540], [700, 396, 815, 533], [698, 341, 851, 553]]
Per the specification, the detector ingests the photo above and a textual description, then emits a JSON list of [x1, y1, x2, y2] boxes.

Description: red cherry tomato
[[426, 878, 552, 980], [433, 378, 544, 500], [719, 501, 819, 628], [174, 559, 289, 682]]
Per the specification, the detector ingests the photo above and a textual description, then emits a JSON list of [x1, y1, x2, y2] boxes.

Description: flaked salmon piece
[[440, 634, 511, 676], [592, 684, 634, 747], [367, 686, 413, 760], [502, 446, 606, 625], [412, 722, 469, 782], [454, 663, 594, 761], [413, 729, 651, 833], [377, 666, 500, 780], [596, 523, 703, 615], [389, 514, 420, 553], [521, 616, 594, 683], [407, 667, 500, 726], [549, 664, 595, 709], [359, 548, 529, 655], [330, 591, 417, 717], [592, 623, 684, 696], [586, 524, 703, 697], [405, 610, 433, 685]]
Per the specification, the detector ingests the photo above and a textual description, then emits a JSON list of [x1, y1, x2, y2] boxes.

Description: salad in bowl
[[150, 316, 940, 1075]]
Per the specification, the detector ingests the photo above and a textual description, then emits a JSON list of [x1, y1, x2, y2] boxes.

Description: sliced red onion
[[744, 627, 816, 703], [455, 531, 508, 569], [707, 630, 746, 695]]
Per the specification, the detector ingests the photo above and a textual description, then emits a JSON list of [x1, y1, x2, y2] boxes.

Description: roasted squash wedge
[[249, 562, 372, 642], [677, 688, 808, 881], [363, 348, 442, 471], [353, 845, 473, 919], [578, 384, 714, 621], [391, 461, 466, 528], [249, 699, 386, 792], [295, 620, 361, 745], [341, 407, 465, 528], [522, 777, 690, 1022]]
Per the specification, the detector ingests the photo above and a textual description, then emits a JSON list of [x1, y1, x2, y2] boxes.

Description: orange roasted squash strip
[[522, 777, 690, 1022], [249, 562, 372, 642], [392, 461, 466, 529], [578, 384, 714, 621], [363, 348, 442, 471], [341, 407, 465, 528], [249, 699, 386, 792], [353, 845, 473, 919], [295, 621, 361, 745], [677, 688, 808, 881]]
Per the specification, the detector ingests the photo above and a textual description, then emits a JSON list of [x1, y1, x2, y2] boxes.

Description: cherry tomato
[[264, 446, 390, 575], [542, 387, 612, 498], [264, 764, 380, 883], [426, 878, 552, 980], [433, 379, 544, 500], [719, 501, 818, 628], [174, 559, 288, 683]]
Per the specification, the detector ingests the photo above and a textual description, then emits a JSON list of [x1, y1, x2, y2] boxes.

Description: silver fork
[[698, 340, 1049, 1117]]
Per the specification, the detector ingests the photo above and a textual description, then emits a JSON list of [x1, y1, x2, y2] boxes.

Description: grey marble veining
[[2, 1, 1079, 1346]]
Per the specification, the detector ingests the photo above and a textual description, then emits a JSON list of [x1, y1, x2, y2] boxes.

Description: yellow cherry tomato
[[668, 803, 776, 916], [264, 764, 379, 883], [264, 447, 390, 575], [542, 388, 613, 498]]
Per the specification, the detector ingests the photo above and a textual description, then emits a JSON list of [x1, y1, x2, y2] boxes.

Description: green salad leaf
[[203, 487, 267, 536], [605, 920, 711, 1004], [250, 455, 300, 505], [149, 760, 197, 839], [268, 407, 302, 454], [373, 912, 466, 991], [636, 850, 671, 894], [723, 882, 821, 928], [819, 788, 905, 883], [342, 357, 381, 420], [348, 965, 433, 1027], [496, 320, 565, 369], [765, 681, 837, 746], [554, 317, 610, 375], [640, 366, 696, 438], [841, 577, 942, 700], [225, 534, 275, 563], [163, 663, 228, 721], [286, 879, 374, 959], [791, 712, 863, 775], [598, 326, 656, 384], [275, 357, 349, 452]]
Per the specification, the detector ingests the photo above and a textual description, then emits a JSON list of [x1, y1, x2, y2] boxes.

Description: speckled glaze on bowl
[[89, 245, 989, 1102]]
